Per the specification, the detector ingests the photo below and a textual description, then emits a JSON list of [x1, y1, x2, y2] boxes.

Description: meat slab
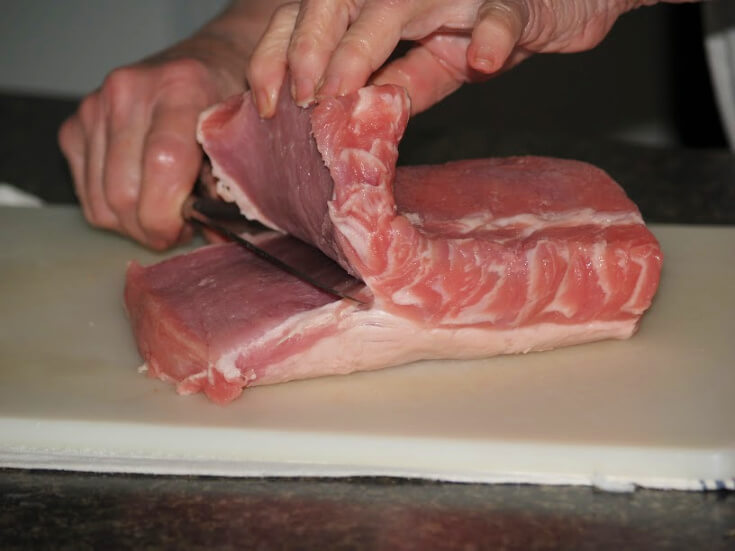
[[124, 84, 663, 404], [125, 234, 365, 403]]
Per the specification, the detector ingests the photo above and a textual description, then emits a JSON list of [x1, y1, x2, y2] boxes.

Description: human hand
[[57, 0, 280, 250], [59, 56, 225, 249], [248, 0, 695, 117]]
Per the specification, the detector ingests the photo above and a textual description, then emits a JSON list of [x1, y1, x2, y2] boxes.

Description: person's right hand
[[59, 53, 235, 250], [57, 0, 287, 250]]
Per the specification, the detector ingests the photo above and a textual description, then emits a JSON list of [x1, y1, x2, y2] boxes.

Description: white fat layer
[[407, 208, 643, 237], [593, 242, 612, 301], [621, 255, 650, 314], [213, 299, 359, 382], [209, 303, 638, 388], [176, 371, 207, 395], [508, 244, 540, 325], [387, 239, 435, 307], [214, 170, 284, 233], [216, 356, 244, 381], [352, 88, 408, 121], [329, 206, 372, 264], [541, 247, 575, 318], [428, 275, 451, 303], [391, 288, 423, 307], [351, 88, 374, 117], [447, 263, 508, 324], [338, 147, 387, 173], [403, 212, 423, 226], [195, 102, 220, 143]]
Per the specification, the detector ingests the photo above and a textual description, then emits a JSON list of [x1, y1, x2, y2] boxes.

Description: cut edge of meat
[[197, 95, 286, 233], [129, 261, 640, 404], [239, 310, 640, 388]]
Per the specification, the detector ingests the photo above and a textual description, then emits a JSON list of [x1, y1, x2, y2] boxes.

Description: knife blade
[[182, 196, 365, 305]]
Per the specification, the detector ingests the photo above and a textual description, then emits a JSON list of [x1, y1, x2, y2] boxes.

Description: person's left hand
[[247, 0, 693, 118]]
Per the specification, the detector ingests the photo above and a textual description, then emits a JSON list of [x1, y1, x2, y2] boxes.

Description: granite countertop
[[1, 91, 734, 550], [2, 470, 734, 550]]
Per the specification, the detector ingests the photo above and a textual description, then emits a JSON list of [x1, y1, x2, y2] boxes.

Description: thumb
[[467, 0, 527, 74]]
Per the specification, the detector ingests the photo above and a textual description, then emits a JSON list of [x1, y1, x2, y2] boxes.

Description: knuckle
[[479, 0, 525, 26], [327, 0, 362, 22], [288, 31, 312, 57], [101, 66, 140, 106], [105, 182, 138, 212], [248, 49, 270, 76], [340, 37, 373, 67], [156, 58, 216, 105], [159, 57, 209, 88], [287, 33, 322, 69]]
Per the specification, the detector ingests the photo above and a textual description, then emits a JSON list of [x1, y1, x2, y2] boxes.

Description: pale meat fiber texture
[[124, 83, 663, 404]]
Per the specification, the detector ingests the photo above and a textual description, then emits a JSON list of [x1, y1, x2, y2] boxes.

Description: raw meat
[[125, 84, 663, 404], [199, 84, 662, 328], [125, 233, 363, 403]]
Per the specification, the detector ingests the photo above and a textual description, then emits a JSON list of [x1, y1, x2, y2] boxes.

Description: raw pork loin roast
[[125, 84, 663, 404]]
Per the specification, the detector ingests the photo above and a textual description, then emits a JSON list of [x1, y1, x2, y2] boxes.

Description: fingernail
[[292, 77, 315, 107], [471, 46, 497, 74], [256, 88, 275, 118], [316, 75, 342, 99]]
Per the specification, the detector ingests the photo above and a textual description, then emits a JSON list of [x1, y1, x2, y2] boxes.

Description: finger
[[316, 0, 414, 99], [467, 0, 526, 74], [138, 103, 202, 250], [248, 2, 300, 118], [287, 0, 358, 106], [79, 96, 119, 230], [58, 115, 90, 218], [372, 45, 462, 115], [102, 103, 149, 245]]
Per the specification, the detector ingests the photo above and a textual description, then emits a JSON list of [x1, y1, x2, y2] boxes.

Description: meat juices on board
[[125, 84, 663, 404]]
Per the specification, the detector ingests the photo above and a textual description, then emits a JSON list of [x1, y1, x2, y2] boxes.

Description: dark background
[[0, 3, 728, 203]]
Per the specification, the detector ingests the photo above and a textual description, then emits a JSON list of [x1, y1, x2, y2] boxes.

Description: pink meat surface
[[200, 84, 662, 328], [124, 84, 663, 404], [125, 233, 363, 403]]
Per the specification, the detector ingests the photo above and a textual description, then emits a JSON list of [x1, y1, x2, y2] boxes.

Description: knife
[[182, 196, 365, 305]]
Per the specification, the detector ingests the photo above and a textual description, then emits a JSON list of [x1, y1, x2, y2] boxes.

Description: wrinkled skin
[[60, 0, 694, 249], [59, 57, 223, 249], [58, 3, 287, 249], [248, 0, 695, 117]]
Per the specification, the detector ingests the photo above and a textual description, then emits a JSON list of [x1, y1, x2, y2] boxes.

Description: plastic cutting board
[[1, 206, 733, 491]]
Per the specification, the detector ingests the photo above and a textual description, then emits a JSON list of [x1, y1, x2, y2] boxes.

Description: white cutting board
[[1, 206, 733, 491]]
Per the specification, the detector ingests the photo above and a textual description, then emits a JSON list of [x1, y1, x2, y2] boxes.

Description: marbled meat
[[124, 84, 663, 403]]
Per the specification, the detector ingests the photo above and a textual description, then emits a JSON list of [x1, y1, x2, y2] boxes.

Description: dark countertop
[[1, 91, 734, 550], [2, 470, 734, 550]]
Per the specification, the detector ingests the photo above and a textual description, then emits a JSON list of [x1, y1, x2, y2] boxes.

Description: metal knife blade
[[182, 196, 365, 305]]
